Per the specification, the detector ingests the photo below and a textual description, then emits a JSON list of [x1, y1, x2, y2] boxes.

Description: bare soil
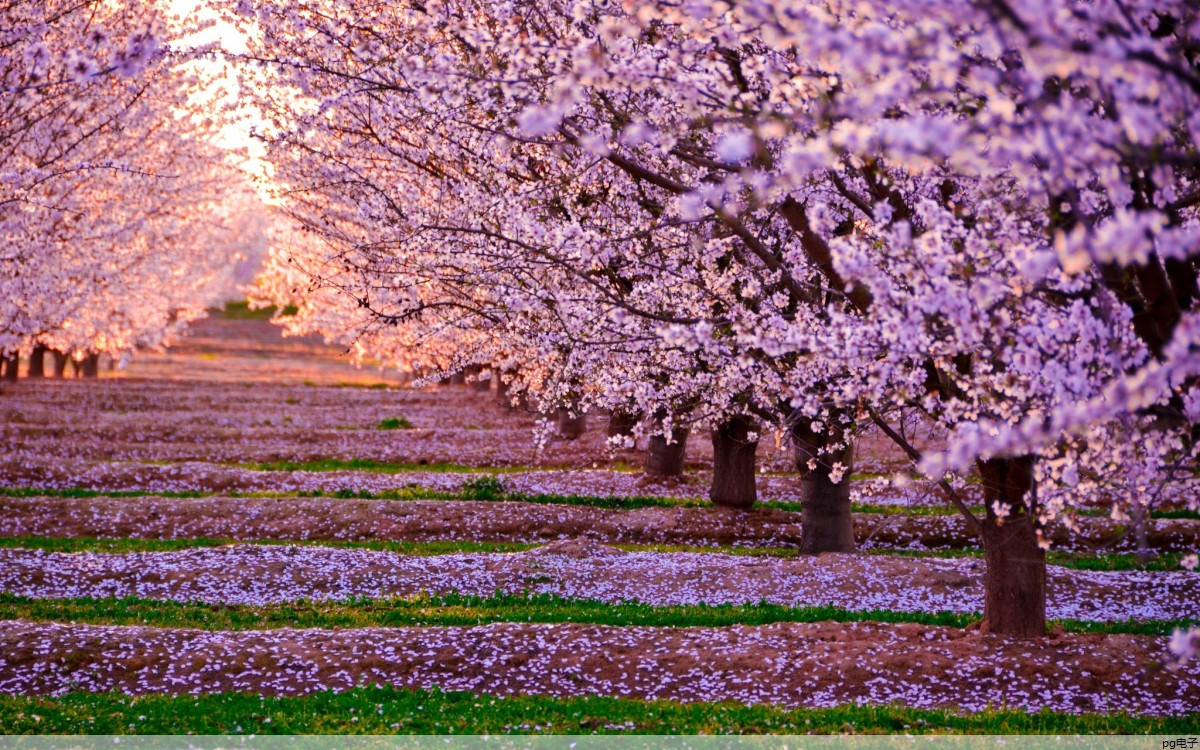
[[0, 619, 1194, 715], [2, 494, 1195, 552]]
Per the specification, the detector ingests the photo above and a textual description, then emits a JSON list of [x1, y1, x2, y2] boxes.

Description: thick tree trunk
[[606, 411, 638, 439], [1, 354, 17, 381], [710, 414, 758, 509], [52, 351, 69, 378], [792, 416, 856, 554], [28, 346, 47, 378], [977, 456, 1046, 637], [646, 427, 689, 477], [80, 353, 100, 379], [557, 407, 587, 439]]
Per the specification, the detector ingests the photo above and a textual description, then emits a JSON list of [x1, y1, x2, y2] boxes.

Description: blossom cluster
[[222, 0, 1200, 526], [0, 0, 259, 362]]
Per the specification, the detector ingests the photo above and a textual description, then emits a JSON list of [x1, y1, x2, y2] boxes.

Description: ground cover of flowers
[[0, 315, 1197, 730]]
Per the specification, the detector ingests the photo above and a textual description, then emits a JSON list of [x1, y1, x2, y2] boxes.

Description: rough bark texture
[[606, 412, 638, 439], [557, 407, 587, 440], [28, 346, 47, 378], [978, 456, 1046, 637], [80, 353, 100, 379], [792, 416, 855, 554], [52, 351, 69, 378], [646, 427, 689, 477], [1, 355, 17, 381], [710, 414, 758, 509]]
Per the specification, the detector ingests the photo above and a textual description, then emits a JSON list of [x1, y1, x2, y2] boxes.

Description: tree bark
[[472, 368, 493, 391], [646, 427, 689, 477], [977, 456, 1046, 637], [1, 354, 17, 382], [28, 346, 47, 378], [710, 414, 758, 509], [557, 407, 587, 439], [52, 351, 69, 378], [606, 411, 638, 439], [495, 372, 515, 408], [792, 416, 856, 553], [80, 353, 100, 379]]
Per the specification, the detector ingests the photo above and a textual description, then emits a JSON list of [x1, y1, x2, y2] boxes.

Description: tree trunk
[[557, 407, 587, 439], [710, 414, 758, 509], [792, 416, 856, 553], [52, 351, 69, 378], [495, 372, 515, 408], [977, 456, 1046, 637], [472, 369, 493, 392], [646, 427, 689, 477], [1130, 503, 1152, 564], [1, 354, 17, 382], [28, 346, 47, 378], [606, 411, 638, 439], [80, 353, 100, 379]]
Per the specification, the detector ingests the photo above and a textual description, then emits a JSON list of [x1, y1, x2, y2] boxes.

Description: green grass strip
[[0, 484, 1005, 516], [237, 458, 562, 474], [1, 686, 1193, 734], [0, 536, 539, 555], [0, 535, 1192, 573], [3, 485, 1196, 520], [0, 592, 1189, 636]]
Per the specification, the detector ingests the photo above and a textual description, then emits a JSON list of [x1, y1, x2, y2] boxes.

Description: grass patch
[[0, 536, 538, 555], [2, 485, 1194, 523], [0, 687, 1191, 735], [377, 416, 413, 430], [215, 301, 296, 320], [1, 535, 1192, 573], [236, 458, 536, 474], [0, 592, 1189, 636], [461, 475, 507, 500]]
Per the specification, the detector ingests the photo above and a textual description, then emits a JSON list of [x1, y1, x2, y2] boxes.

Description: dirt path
[[2, 495, 1196, 552], [1, 619, 1193, 715]]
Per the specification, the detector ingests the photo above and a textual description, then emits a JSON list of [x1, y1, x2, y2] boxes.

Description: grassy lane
[[0, 592, 1189, 635], [0, 535, 1193, 572], [0, 687, 1193, 734], [5, 485, 1198, 519]]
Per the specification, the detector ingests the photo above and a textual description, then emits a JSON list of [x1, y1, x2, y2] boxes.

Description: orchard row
[[221, 0, 1200, 642]]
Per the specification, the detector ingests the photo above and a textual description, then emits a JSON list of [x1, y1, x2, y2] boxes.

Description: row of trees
[[225, 0, 1200, 637], [1, 0, 256, 377]]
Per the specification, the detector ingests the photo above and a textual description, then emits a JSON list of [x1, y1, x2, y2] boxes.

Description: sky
[[167, 0, 275, 202]]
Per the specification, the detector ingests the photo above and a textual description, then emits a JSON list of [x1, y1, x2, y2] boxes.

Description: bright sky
[[168, 0, 276, 203]]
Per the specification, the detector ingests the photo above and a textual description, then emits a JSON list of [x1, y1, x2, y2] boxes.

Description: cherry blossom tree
[[1, 0, 253, 378], [223, 0, 1200, 635]]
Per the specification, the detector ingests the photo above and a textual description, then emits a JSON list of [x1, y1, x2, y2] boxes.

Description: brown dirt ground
[[0, 619, 1194, 715], [1, 495, 1195, 552]]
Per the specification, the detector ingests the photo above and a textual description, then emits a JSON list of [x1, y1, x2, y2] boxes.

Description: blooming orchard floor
[[1, 542, 1195, 621], [1, 312, 1196, 721], [1, 620, 1195, 715], [2, 494, 1195, 552]]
